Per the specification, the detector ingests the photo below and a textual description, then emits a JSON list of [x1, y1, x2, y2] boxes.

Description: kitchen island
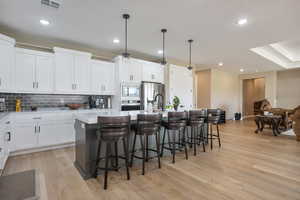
[[73, 109, 207, 179]]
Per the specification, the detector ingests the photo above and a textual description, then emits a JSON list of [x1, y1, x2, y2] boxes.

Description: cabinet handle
[[33, 117, 41, 120], [0, 77, 2, 86], [5, 121, 10, 124], [34, 126, 37, 133], [6, 132, 11, 141], [38, 126, 41, 133], [36, 82, 39, 88], [33, 82, 35, 88]]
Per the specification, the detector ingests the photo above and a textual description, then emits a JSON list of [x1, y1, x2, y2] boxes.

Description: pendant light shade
[[161, 29, 167, 65], [187, 39, 193, 70], [122, 14, 130, 58]]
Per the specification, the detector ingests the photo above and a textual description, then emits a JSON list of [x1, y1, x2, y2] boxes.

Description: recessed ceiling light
[[158, 50, 163, 54], [40, 19, 50, 26], [240, 68, 244, 72], [255, 69, 259, 72], [113, 38, 120, 44], [218, 62, 223, 66], [237, 18, 248, 26]]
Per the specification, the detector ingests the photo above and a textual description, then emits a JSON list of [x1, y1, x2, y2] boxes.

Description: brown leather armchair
[[253, 99, 293, 130], [292, 106, 300, 141]]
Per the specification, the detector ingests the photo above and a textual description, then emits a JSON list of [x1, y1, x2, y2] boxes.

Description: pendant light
[[187, 39, 193, 70], [122, 14, 130, 58], [161, 29, 167, 65]]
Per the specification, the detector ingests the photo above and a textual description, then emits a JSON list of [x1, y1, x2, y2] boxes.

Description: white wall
[[210, 69, 240, 120], [239, 71, 277, 113], [277, 68, 300, 109]]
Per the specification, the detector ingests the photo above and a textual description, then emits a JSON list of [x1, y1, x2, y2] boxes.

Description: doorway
[[243, 77, 265, 116]]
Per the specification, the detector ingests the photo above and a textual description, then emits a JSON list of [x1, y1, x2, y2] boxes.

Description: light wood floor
[[3, 119, 300, 200]]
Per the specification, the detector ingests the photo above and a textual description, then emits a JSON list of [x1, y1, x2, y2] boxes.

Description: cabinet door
[[119, 58, 130, 82], [15, 52, 36, 92], [12, 124, 38, 151], [74, 55, 90, 93], [0, 132, 4, 169], [55, 52, 74, 93], [36, 55, 54, 92], [0, 42, 14, 91], [57, 122, 75, 144], [155, 64, 165, 84], [142, 62, 153, 82], [105, 62, 115, 94], [37, 123, 59, 147], [128, 59, 142, 82]]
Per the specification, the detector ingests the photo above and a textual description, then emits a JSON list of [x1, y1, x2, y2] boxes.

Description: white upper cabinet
[[54, 49, 75, 93], [142, 61, 164, 83], [91, 60, 115, 95], [0, 34, 15, 92], [54, 47, 92, 94], [74, 55, 91, 93], [15, 48, 54, 93], [116, 57, 142, 83], [35, 55, 54, 92]]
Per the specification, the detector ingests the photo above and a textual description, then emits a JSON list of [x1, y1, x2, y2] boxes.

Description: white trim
[[10, 142, 75, 156], [53, 47, 92, 57], [0, 33, 15, 44]]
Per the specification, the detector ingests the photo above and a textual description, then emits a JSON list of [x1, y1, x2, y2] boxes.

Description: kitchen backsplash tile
[[0, 93, 110, 111]]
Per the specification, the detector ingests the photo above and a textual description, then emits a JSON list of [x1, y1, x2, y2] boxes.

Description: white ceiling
[[0, 0, 300, 73], [251, 39, 300, 69]]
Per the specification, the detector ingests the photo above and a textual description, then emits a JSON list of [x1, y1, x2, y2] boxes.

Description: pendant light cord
[[123, 14, 130, 57], [161, 29, 167, 65], [188, 39, 193, 70]]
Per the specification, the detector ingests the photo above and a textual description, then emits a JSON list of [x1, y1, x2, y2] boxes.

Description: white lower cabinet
[[38, 121, 74, 147], [11, 113, 75, 152], [12, 123, 38, 151]]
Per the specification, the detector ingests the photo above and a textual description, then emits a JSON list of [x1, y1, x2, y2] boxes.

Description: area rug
[[0, 169, 39, 200]]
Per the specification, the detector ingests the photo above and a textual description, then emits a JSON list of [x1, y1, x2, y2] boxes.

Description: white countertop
[[74, 109, 168, 124]]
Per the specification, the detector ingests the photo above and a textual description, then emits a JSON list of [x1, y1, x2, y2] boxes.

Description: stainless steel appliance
[[121, 83, 141, 101], [141, 82, 165, 112], [121, 100, 141, 111]]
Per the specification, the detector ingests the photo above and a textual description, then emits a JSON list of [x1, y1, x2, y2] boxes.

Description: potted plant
[[173, 96, 180, 111]]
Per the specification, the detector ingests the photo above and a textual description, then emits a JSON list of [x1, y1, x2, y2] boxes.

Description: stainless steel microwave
[[121, 83, 141, 100]]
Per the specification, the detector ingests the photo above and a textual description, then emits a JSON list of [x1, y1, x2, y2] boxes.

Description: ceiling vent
[[41, 0, 61, 9]]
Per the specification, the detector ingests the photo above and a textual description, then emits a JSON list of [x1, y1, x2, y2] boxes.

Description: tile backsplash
[[0, 93, 110, 111]]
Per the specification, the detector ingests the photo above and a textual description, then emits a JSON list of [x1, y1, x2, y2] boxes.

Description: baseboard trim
[[10, 142, 75, 156]]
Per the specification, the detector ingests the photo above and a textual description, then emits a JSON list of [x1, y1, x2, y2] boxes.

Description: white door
[[55, 52, 74, 93], [0, 131, 4, 169], [142, 62, 153, 82], [12, 123, 38, 151], [128, 59, 142, 82], [37, 123, 59, 147], [0, 42, 13, 91], [105, 62, 115, 94], [36, 55, 54, 93], [74, 55, 90, 93], [15, 52, 36, 92], [119, 58, 130, 83], [57, 122, 75, 144]]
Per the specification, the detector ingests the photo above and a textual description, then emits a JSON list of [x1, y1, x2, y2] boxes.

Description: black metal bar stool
[[161, 111, 188, 163], [94, 116, 131, 190], [207, 109, 222, 150], [130, 113, 162, 175], [187, 110, 206, 155]]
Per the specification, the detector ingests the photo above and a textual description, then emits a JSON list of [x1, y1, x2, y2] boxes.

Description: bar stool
[[161, 111, 188, 163], [130, 113, 162, 175], [94, 116, 131, 190], [187, 110, 206, 155], [207, 109, 222, 150]]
